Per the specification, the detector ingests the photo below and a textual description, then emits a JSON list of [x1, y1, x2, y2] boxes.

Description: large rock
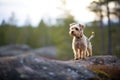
[[0, 45, 120, 80], [0, 45, 57, 59], [0, 44, 30, 57], [0, 55, 98, 80], [33, 46, 57, 58]]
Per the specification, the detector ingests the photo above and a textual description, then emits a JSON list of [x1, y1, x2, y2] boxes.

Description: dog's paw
[[86, 55, 89, 57], [82, 57, 86, 60], [88, 55, 92, 57], [74, 58, 79, 60]]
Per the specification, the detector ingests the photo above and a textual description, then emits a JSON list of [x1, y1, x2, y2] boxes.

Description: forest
[[0, 0, 120, 59]]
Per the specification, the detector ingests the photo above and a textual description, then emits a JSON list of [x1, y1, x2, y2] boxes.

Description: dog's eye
[[75, 28, 79, 31]]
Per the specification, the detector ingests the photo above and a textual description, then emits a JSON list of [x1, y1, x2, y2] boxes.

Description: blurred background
[[0, 0, 120, 60]]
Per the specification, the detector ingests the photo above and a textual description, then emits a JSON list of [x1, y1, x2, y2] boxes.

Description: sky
[[0, 0, 95, 26]]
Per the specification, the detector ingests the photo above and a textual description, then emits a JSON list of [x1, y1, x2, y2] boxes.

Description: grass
[[87, 65, 120, 80]]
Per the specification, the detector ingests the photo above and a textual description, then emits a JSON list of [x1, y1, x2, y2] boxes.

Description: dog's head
[[69, 23, 85, 38]]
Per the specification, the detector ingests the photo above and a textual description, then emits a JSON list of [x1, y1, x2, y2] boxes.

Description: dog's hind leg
[[87, 47, 92, 56]]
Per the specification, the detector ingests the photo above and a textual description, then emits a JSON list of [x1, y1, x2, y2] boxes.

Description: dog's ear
[[79, 24, 85, 29], [69, 23, 76, 27]]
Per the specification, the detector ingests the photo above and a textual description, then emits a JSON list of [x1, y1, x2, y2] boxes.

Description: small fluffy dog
[[69, 23, 94, 60]]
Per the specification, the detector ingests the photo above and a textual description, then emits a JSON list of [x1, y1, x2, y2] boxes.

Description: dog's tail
[[88, 32, 95, 41]]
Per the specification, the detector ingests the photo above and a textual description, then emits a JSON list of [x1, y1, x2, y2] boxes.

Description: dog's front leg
[[73, 48, 79, 60]]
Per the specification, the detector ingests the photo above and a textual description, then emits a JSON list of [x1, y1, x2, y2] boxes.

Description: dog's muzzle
[[69, 31, 75, 36], [71, 31, 74, 34]]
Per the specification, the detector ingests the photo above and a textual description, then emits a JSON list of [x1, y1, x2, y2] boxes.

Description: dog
[[69, 23, 94, 60]]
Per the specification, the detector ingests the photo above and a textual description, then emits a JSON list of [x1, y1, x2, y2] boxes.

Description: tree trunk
[[99, 0, 105, 55], [100, 13, 105, 55], [119, 15, 120, 25], [106, 1, 112, 55], [118, 0, 120, 25]]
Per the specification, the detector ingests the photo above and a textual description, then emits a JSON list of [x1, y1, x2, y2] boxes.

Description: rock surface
[[0, 55, 98, 80], [62, 55, 120, 68], [0, 45, 120, 80]]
